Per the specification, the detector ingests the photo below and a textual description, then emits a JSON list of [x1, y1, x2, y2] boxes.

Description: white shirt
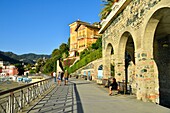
[[53, 72, 56, 77]]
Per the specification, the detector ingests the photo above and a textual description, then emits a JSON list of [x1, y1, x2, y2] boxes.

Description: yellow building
[[69, 20, 100, 57]]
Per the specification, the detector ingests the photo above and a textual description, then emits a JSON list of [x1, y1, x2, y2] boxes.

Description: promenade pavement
[[23, 77, 170, 113]]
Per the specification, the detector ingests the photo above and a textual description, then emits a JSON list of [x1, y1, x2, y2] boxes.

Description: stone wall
[[73, 58, 103, 80], [102, 0, 169, 105]]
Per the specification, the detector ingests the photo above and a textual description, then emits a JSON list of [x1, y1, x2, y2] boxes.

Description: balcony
[[77, 35, 86, 40], [79, 45, 85, 48], [91, 35, 99, 39], [99, 0, 131, 34]]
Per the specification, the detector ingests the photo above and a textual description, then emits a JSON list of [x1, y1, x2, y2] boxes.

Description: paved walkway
[[24, 78, 170, 113]]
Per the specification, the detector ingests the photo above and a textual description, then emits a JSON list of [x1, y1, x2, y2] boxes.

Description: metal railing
[[0, 77, 54, 113]]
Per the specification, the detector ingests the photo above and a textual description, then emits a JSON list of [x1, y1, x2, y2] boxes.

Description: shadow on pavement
[[24, 82, 84, 113], [73, 82, 93, 86], [73, 83, 84, 113]]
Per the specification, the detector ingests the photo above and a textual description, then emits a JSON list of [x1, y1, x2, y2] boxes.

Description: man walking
[[53, 72, 56, 82], [64, 70, 69, 85]]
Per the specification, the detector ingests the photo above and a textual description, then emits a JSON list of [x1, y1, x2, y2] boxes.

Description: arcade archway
[[153, 8, 170, 107], [104, 43, 114, 78], [118, 32, 135, 93]]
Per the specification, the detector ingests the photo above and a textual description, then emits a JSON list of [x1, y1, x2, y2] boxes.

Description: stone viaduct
[[99, 0, 170, 107]]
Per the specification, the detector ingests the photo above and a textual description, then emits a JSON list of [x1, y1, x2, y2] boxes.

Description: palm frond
[[99, 0, 117, 20]]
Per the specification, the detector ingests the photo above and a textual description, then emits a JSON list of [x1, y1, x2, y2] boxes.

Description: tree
[[15, 63, 24, 75], [62, 52, 68, 59], [92, 37, 102, 50], [25, 64, 32, 71], [29, 69, 36, 74], [52, 49, 61, 58], [43, 59, 55, 73], [35, 58, 46, 73], [43, 40, 70, 74], [59, 43, 69, 53], [59, 43, 69, 59], [99, 0, 116, 20]]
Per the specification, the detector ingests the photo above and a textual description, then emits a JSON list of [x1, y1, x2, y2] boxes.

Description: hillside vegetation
[[68, 37, 102, 74], [0, 51, 50, 64]]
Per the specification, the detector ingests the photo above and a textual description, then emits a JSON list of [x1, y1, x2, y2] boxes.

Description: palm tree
[[99, 0, 118, 20]]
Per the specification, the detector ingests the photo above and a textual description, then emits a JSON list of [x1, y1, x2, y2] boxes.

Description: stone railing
[[0, 77, 54, 113]]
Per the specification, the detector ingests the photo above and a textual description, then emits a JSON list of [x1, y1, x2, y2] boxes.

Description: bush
[[68, 49, 102, 74]]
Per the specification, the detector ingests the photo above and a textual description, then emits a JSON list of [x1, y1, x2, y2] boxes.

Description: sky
[[0, 0, 103, 55]]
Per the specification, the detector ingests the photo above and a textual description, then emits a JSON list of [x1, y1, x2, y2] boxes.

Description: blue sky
[[0, 0, 103, 55]]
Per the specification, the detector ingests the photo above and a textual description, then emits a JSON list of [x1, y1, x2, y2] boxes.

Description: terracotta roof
[[74, 20, 100, 31]]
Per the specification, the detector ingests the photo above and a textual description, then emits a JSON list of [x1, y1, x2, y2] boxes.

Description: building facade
[[99, 0, 170, 107], [0, 61, 18, 76], [69, 20, 100, 57]]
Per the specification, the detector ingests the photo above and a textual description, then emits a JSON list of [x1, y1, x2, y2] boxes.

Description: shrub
[[68, 49, 102, 74]]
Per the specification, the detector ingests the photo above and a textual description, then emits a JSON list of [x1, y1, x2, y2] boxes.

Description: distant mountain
[[0, 52, 21, 64], [0, 51, 51, 64]]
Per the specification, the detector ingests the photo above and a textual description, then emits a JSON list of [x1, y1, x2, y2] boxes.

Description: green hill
[[0, 52, 21, 64], [0, 51, 51, 64]]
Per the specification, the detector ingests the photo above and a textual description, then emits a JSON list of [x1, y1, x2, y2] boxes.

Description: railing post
[[14, 94, 16, 111], [48, 80, 50, 88], [43, 81, 45, 90], [34, 85, 36, 97], [19, 89, 23, 111], [31, 86, 33, 101], [6, 98, 9, 113], [39, 82, 42, 94], [44, 81, 46, 90], [27, 87, 30, 104], [31, 86, 34, 100], [38, 83, 40, 96], [36, 83, 38, 97], [33, 85, 36, 99], [9, 92, 14, 113], [45, 81, 47, 90], [42, 81, 45, 92]]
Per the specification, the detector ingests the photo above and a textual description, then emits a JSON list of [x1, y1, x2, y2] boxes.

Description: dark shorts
[[65, 78, 68, 80]]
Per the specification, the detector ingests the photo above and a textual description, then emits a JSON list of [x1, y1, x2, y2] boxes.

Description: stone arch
[[118, 32, 135, 57], [97, 64, 103, 79], [105, 43, 114, 55], [117, 31, 136, 93], [143, 7, 170, 107], [103, 42, 114, 79]]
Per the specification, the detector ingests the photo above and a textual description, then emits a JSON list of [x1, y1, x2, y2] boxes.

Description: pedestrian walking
[[109, 78, 118, 96], [57, 72, 61, 86], [64, 70, 69, 85], [61, 72, 64, 81], [53, 72, 56, 82]]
